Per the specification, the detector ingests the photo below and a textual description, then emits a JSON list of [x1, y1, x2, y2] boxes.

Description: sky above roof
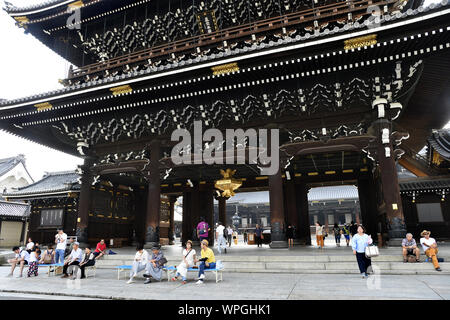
[[0, 0, 448, 182]]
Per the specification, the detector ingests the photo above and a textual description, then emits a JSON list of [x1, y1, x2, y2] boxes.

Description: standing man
[[243, 230, 248, 244], [61, 242, 83, 279], [196, 217, 210, 244], [255, 224, 263, 248], [420, 230, 442, 272], [216, 221, 227, 254], [55, 229, 67, 265]]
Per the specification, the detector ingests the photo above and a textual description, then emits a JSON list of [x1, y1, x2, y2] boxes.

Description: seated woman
[[143, 245, 166, 284], [127, 244, 149, 284], [39, 245, 55, 265], [195, 239, 216, 285], [172, 240, 196, 284]]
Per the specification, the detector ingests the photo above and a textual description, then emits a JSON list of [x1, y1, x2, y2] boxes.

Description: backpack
[[43, 250, 53, 264]]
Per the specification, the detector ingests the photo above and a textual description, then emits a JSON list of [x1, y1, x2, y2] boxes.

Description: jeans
[[198, 261, 216, 278], [356, 252, 371, 274], [55, 249, 65, 264], [335, 235, 341, 244], [217, 236, 227, 253]]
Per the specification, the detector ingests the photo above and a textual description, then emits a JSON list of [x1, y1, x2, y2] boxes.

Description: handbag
[[157, 257, 168, 267], [365, 245, 379, 258]]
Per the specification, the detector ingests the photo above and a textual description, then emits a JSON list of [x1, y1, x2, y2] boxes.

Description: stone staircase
[[94, 254, 450, 275]]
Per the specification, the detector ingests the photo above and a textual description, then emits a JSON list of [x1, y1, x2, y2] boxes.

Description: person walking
[[351, 225, 373, 278], [286, 224, 294, 248], [226, 225, 233, 247], [255, 224, 263, 248], [243, 230, 248, 244], [342, 224, 351, 246], [333, 223, 341, 247], [315, 222, 324, 249], [215, 222, 227, 254], [196, 217, 210, 244], [172, 240, 197, 284]]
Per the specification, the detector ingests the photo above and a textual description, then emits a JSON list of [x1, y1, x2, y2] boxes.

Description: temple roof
[[0, 200, 30, 219], [399, 175, 450, 191], [4, 170, 80, 198], [428, 129, 450, 161], [0, 0, 447, 109], [3, 0, 71, 14], [0, 154, 33, 181]]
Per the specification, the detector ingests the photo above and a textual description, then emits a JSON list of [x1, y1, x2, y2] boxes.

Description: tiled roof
[[308, 185, 358, 201], [4, 171, 80, 197], [428, 129, 450, 161], [399, 176, 450, 192], [0, 155, 26, 178], [3, 0, 69, 13], [0, 200, 30, 218], [1, 1, 448, 108]]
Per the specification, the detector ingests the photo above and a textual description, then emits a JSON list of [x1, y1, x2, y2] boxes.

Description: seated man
[[7, 246, 29, 278], [195, 239, 216, 285], [143, 245, 166, 284], [93, 239, 107, 260], [79, 247, 96, 279], [420, 230, 441, 272], [61, 242, 83, 278], [402, 233, 420, 263], [127, 244, 149, 284]]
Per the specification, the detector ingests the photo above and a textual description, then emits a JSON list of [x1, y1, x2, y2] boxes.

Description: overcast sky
[[0, 0, 448, 182]]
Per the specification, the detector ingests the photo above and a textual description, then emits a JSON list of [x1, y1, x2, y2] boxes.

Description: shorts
[[344, 235, 350, 240], [407, 249, 416, 256]]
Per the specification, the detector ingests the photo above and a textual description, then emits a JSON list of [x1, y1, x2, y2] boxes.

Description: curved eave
[[1, 4, 450, 110]]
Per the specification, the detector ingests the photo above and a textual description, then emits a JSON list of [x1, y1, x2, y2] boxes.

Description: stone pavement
[[0, 266, 449, 300]]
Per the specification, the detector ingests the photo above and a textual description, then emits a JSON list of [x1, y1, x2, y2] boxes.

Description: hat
[[201, 239, 209, 246], [420, 230, 431, 236], [186, 240, 193, 246]]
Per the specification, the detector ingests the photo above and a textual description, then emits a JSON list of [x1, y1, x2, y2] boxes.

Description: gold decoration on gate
[[110, 85, 133, 96], [34, 102, 53, 111], [68, 0, 84, 11], [344, 34, 377, 50], [211, 63, 239, 76], [214, 169, 243, 198]]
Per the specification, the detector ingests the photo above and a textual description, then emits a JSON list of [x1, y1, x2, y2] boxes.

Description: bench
[[116, 261, 224, 283], [115, 265, 173, 281], [38, 263, 96, 278]]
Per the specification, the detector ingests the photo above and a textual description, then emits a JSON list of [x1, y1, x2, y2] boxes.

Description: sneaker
[[361, 273, 366, 279], [197, 274, 205, 280], [196, 280, 204, 285], [6, 273, 13, 277], [144, 278, 152, 284], [436, 267, 442, 272], [16, 274, 23, 278], [416, 259, 421, 263], [143, 274, 150, 278], [126, 279, 134, 284]]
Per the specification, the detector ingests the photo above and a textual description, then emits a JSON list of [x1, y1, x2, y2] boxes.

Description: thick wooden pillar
[[144, 140, 161, 248], [168, 196, 177, 245], [374, 119, 406, 243], [284, 179, 300, 243], [295, 182, 311, 245], [76, 158, 95, 246], [199, 187, 214, 246], [218, 196, 227, 226], [358, 175, 379, 240], [181, 183, 200, 245], [269, 168, 287, 248], [181, 191, 192, 246]]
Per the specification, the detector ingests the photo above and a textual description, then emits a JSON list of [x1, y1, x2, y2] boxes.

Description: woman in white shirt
[[315, 222, 324, 249], [172, 240, 196, 284], [127, 244, 149, 284]]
